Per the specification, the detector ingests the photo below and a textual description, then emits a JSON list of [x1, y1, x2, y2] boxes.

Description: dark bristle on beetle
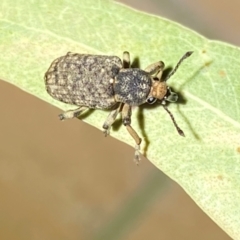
[[44, 51, 193, 163]]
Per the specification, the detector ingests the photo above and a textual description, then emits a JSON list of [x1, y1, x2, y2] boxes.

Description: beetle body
[[45, 53, 122, 109], [45, 52, 152, 109], [44, 51, 193, 163]]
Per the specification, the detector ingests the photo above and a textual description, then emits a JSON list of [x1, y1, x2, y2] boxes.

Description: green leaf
[[1, 0, 240, 238]]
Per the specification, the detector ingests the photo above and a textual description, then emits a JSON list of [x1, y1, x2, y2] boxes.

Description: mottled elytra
[[44, 51, 193, 163]]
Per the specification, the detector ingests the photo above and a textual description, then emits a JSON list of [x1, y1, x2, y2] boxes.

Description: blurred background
[[0, 0, 239, 239]]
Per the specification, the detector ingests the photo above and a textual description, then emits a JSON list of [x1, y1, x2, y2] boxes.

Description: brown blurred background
[[0, 1, 239, 239]]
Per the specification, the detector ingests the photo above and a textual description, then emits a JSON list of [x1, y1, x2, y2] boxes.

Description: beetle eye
[[147, 97, 157, 104]]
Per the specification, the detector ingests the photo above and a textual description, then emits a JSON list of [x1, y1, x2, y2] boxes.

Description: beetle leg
[[58, 106, 87, 120], [102, 103, 123, 136], [123, 51, 130, 68], [144, 61, 165, 80], [122, 104, 142, 163], [102, 51, 130, 136]]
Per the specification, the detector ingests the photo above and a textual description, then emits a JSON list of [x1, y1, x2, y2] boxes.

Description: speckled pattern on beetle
[[44, 51, 193, 163]]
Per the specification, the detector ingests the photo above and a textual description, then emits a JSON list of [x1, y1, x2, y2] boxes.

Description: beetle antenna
[[162, 104, 185, 137], [165, 51, 193, 82]]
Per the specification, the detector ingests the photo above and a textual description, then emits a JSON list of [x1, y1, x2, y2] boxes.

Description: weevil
[[44, 51, 193, 163]]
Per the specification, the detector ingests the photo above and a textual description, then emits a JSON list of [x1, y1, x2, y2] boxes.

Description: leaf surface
[[1, 0, 240, 238]]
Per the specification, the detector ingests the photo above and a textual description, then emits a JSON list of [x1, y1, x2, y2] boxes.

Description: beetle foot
[[134, 145, 141, 164], [58, 110, 76, 120], [103, 128, 110, 137], [58, 113, 65, 121]]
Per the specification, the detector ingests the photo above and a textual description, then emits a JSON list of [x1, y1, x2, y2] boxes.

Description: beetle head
[[146, 51, 193, 136], [146, 51, 193, 106], [146, 81, 178, 105]]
